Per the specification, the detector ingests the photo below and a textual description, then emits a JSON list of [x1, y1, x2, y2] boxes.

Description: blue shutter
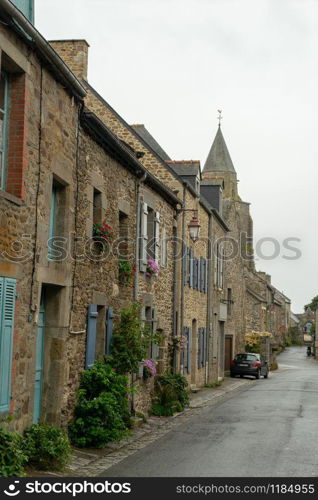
[[105, 306, 113, 356], [200, 258, 204, 292], [85, 304, 98, 369], [0, 278, 16, 413], [189, 248, 194, 288], [187, 327, 191, 374], [197, 258, 201, 291], [11, 0, 34, 23]]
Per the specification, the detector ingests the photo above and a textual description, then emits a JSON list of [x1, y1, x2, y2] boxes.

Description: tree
[[304, 296, 318, 311]]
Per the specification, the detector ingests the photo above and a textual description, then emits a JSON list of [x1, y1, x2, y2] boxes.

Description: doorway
[[224, 335, 233, 371], [33, 291, 45, 423]]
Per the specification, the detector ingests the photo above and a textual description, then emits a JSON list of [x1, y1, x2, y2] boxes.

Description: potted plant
[[143, 359, 157, 379], [118, 260, 136, 286], [93, 220, 113, 247], [146, 257, 159, 278]]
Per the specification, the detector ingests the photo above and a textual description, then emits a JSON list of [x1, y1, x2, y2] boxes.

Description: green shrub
[[0, 426, 27, 477], [23, 423, 71, 471], [69, 362, 131, 448], [151, 372, 189, 416]]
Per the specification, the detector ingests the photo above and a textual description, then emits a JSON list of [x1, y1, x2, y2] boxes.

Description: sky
[[35, 0, 318, 312]]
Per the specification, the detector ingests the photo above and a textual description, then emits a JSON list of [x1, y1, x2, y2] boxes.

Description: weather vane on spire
[[217, 109, 223, 126]]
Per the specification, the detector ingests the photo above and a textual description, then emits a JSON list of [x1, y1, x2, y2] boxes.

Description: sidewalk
[[33, 377, 254, 477]]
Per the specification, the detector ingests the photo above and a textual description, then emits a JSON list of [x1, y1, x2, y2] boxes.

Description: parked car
[[230, 353, 269, 379]]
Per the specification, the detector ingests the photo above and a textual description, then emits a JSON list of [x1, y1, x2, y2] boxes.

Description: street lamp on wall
[[188, 212, 201, 242]]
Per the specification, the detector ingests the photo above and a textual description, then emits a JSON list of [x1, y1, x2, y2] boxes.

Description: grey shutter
[[197, 258, 201, 291], [214, 243, 218, 285], [194, 258, 198, 289], [182, 326, 187, 372], [203, 328, 207, 365], [154, 212, 160, 264], [201, 328, 205, 366], [204, 258, 208, 294], [86, 304, 98, 369], [197, 328, 201, 368], [151, 309, 159, 359], [140, 202, 148, 271], [189, 248, 194, 288], [105, 307, 114, 355], [187, 327, 191, 373], [182, 244, 187, 286], [200, 258, 204, 292]]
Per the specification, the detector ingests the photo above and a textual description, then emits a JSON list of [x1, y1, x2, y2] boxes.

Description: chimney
[[49, 40, 90, 80], [11, 0, 34, 24]]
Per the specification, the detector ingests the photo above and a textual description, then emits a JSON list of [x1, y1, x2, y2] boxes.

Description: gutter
[[0, 0, 86, 99]]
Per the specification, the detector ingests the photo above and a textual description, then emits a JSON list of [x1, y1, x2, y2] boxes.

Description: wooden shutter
[[214, 243, 218, 285], [140, 202, 148, 271], [199, 258, 204, 292], [182, 244, 188, 286], [154, 212, 160, 264], [0, 278, 16, 413], [161, 226, 167, 268], [85, 304, 98, 369], [189, 248, 194, 288], [197, 328, 201, 368], [182, 326, 187, 372], [151, 309, 159, 359], [220, 243, 224, 289], [11, 0, 34, 23], [203, 327, 207, 366], [204, 258, 208, 294], [187, 327, 191, 373], [105, 307, 114, 356]]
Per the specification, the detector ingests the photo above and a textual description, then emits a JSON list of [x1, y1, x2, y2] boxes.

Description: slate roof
[[167, 160, 201, 178], [131, 124, 171, 162], [203, 125, 236, 174]]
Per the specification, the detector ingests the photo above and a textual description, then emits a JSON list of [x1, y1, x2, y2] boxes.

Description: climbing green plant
[[151, 372, 189, 416], [108, 302, 163, 375]]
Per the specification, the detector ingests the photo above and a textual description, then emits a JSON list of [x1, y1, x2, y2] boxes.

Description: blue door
[[33, 294, 45, 423]]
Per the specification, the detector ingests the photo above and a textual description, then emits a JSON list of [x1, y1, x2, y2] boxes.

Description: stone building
[[0, 0, 181, 430], [0, 0, 294, 434], [49, 39, 231, 391]]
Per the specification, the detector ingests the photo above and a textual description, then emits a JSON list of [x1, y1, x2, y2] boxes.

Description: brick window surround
[[0, 61, 28, 200]]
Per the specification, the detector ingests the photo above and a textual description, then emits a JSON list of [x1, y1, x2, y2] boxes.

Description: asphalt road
[[102, 347, 318, 477]]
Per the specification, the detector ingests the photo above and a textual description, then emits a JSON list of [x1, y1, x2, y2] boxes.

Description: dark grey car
[[230, 353, 269, 379]]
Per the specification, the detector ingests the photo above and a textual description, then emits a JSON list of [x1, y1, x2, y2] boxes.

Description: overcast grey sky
[[36, 0, 318, 312]]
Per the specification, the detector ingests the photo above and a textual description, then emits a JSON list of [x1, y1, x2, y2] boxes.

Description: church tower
[[202, 123, 238, 200]]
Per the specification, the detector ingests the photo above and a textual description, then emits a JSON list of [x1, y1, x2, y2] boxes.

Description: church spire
[[202, 124, 236, 174]]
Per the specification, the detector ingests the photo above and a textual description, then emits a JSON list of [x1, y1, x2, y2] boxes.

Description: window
[[0, 277, 16, 413], [215, 243, 224, 289], [0, 72, 9, 190], [227, 288, 232, 316], [0, 53, 27, 199], [140, 202, 160, 271], [48, 179, 66, 261], [93, 188, 102, 224], [143, 306, 159, 360]]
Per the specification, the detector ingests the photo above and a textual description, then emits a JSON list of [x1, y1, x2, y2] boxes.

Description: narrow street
[[102, 347, 318, 477]]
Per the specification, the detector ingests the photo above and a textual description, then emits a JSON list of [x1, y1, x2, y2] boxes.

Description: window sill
[[0, 189, 24, 206]]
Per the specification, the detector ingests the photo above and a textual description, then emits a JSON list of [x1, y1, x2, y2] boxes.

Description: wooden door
[[224, 336, 233, 371]]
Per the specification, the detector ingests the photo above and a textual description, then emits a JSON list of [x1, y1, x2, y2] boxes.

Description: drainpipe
[[172, 209, 182, 372], [180, 182, 187, 347], [205, 210, 213, 384], [131, 171, 146, 415]]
